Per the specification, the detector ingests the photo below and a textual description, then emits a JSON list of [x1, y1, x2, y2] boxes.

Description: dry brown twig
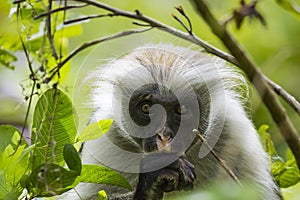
[[193, 129, 242, 185], [46, 28, 152, 82]]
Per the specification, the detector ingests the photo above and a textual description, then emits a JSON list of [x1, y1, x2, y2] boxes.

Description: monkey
[[64, 44, 282, 200]]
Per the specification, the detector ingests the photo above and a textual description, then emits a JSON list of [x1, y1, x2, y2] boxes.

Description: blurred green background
[[0, 0, 300, 199]]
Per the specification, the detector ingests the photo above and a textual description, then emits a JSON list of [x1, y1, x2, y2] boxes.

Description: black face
[[129, 84, 197, 152]]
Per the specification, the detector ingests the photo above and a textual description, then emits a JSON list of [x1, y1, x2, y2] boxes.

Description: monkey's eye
[[141, 103, 151, 114], [175, 105, 189, 115]]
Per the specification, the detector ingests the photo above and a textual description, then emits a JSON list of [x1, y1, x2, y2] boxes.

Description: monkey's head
[[128, 83, 200, 153], [91, 44, 246, 172]]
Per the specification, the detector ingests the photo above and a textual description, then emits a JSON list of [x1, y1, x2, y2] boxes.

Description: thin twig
[[193, 129, 242, 185], [175, 5, 193, 34], [13, 4, 37, 155], [171, 13, 191, 35], [64, 13, 116, 25], [34, 4, 88, 20], [46, 0, 58, 60], [265, 78, 300, 115], [191, 0, 300, 169], [47, 28, 152, 81], [132, 22, 152, 27]]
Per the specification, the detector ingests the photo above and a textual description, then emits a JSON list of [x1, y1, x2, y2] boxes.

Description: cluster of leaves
[[1, 1, 132, 199], [0, 88, 131, 199], [258, 125, 300, 188], [0, 0, 81, 84]]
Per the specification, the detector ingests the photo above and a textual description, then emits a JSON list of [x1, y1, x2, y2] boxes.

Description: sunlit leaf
[[0, 125, 31, 199], [258, 124, 276, 156], [257, 125, 300, 187], [276, 162, 300, 188], [31, 89, 77, 169], [76, 119, 113, 142], [79, 164, 132, 190], [98, 190, 108, 200]]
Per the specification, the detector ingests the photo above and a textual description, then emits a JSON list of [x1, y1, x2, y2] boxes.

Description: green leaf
[[277, 149, 300, 188], [79, 164, 132, 190], [31, 89, 77, 169], [277, 162, 300, 188], [0, 125, 31, 199], [98, 190, 108, 200], [257, 125, 300, 187], [63, 143, 82, 175], [77, 119, 113, 142], [271, 148, 300, 188], [258, 125, 276, 156], [0, 49, 17, 69], [276, 0, 300, 18], [25, 163, 78, 197]]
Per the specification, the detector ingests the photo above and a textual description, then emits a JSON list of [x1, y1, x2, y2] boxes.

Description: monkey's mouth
[[156, 134, 173, 152], [142, 133, 173, 153]]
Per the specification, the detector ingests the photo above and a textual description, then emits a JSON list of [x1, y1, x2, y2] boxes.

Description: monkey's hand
[[133, 157, 196, 200], [171, 157, 196, 191]]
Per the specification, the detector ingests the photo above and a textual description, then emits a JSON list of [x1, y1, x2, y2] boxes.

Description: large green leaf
[[76, 119, 113, 142], [31, 89, 77, 169], [79, 164, 132, 190], [0, 125, 31, 199]]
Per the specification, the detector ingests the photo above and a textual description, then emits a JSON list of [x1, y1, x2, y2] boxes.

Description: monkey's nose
[[157, 127, 174, 142]]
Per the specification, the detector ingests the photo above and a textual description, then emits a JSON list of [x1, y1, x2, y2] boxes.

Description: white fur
[[62, 44, 280, 200]]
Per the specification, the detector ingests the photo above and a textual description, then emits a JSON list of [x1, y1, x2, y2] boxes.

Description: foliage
[[258, 125, 300, 188], [0, 125, 32, 199], [0, 0, 300, 199], [0, 89, 131, 199]]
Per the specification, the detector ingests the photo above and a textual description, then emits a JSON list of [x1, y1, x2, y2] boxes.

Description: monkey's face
[[128, 83, 198, 153]]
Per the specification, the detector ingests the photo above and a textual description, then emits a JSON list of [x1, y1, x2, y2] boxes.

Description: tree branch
[[73, 0, 236, 64], [265, 78, 300, 115], [34, 4, 88, 20], [191, 0, 300, 169], [69, 0, 300, 116], [47, 28, 152, 81], [46, 0, 58, 60]]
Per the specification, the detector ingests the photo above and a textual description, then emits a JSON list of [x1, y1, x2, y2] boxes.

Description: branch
[[193, 129, 242, 185], [70, 0, 300, 116], [73, 0, 236, 64], [34, 4, 88, 20], [46, 0, 58, 60], [47, 28, 152, 81], [265, 78, 300, 115], [191, 0, 300, 169], [64, 13, 116, 25]]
